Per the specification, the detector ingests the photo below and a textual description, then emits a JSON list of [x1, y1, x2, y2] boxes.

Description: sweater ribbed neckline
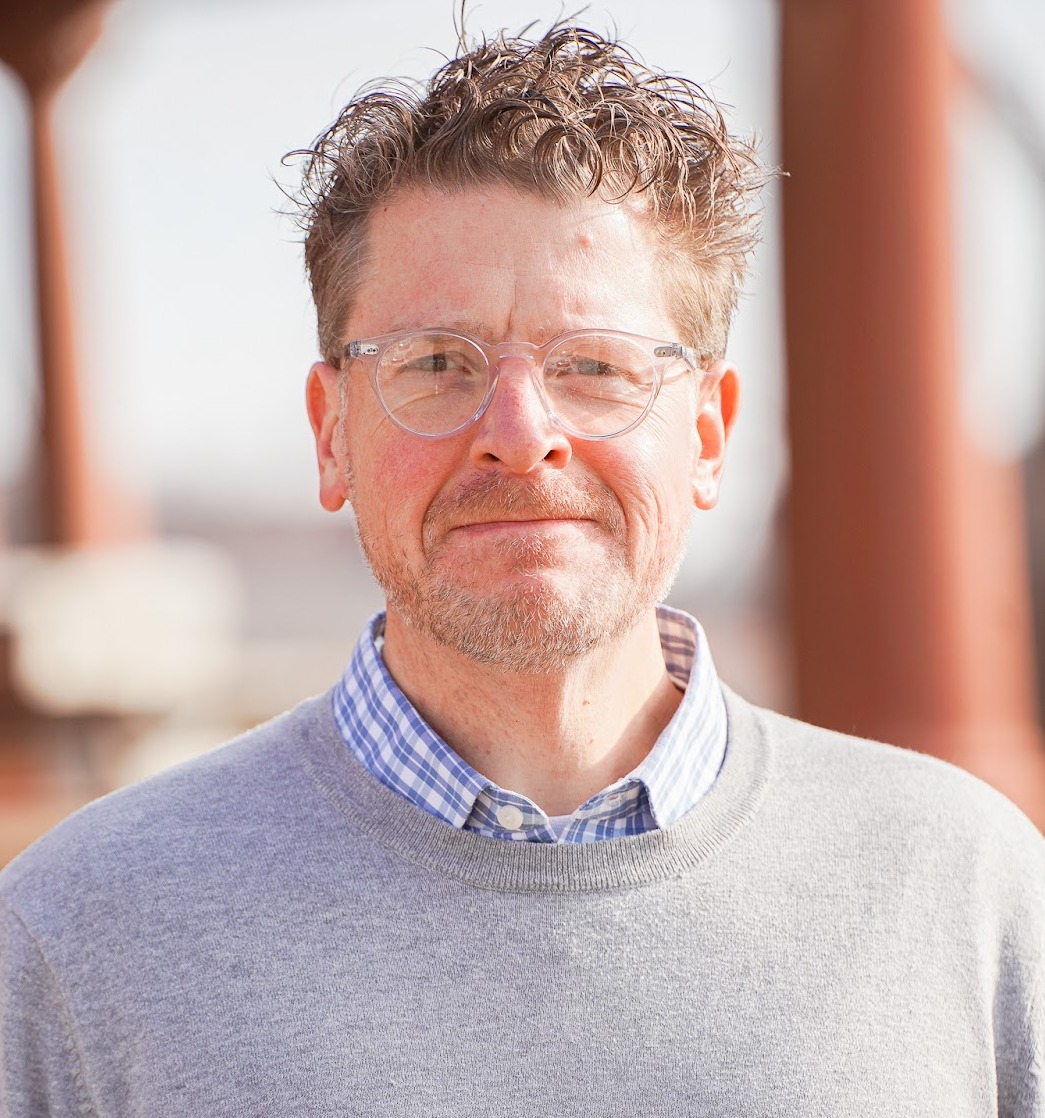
[[297, 685, 772, 893]]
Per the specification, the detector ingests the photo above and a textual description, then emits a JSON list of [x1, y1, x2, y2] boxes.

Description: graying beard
[[356, 516, 688, 674]]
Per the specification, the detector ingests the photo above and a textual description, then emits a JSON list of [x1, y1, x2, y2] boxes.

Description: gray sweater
[[1, 689, 1043, 1116]]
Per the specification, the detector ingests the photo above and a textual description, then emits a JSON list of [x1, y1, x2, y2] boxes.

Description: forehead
[[346, 186, 676, 342]]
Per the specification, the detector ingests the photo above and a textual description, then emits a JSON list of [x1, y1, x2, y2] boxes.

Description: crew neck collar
[[297, 685, 771, 894]]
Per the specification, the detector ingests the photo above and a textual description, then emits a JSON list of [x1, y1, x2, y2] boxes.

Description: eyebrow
[[388, 320, 492, 339], [371, 321, 564, 344]]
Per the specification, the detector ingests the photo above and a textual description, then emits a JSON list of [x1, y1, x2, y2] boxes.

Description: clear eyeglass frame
[[341, 327, 712, 441]]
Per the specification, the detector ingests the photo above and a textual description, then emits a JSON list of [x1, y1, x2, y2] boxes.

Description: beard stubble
[[353, 470, 689, 673]]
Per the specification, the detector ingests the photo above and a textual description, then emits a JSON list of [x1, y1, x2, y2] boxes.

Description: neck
[[380, 608, 681, 816]]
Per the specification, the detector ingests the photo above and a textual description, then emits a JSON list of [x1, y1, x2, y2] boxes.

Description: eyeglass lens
[[374, 332, 657, 437]]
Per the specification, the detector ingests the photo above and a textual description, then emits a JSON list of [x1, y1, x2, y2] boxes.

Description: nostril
[[468, 389, 573, 472]]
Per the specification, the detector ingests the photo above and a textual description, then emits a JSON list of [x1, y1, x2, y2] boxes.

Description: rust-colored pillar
[[0, 0, 146, 547], [780, 0, 1045, 827]]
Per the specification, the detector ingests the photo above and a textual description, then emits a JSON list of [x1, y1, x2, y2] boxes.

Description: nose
[[467, 356, 573, 474]]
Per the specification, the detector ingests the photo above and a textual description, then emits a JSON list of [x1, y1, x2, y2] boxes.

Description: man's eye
[[405, 352, 473, 374], [550, 357, 627, 378]]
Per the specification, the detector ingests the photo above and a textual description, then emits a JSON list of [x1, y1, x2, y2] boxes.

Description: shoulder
[[727, 689, 1045, 901], [726, 694, 1044, 1107], [0, 692, 336, 937]]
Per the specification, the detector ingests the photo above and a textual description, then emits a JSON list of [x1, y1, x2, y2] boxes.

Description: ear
[[306, 361, 351, 512], [692, 360, 740, 510]]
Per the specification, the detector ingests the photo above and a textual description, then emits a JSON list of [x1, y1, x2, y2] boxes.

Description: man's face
[[308, 186, 737, 671]]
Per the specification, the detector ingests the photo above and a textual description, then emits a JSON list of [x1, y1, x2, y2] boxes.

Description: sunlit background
[[1, 0, 1043, 858]]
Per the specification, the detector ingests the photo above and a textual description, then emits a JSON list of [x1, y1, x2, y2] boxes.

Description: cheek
[[345, 414, 453, 542], [612, 411, 700, 531], [362, 447, 422, 524], [586, 427, 696, 551], [344, 384, 400, 481]]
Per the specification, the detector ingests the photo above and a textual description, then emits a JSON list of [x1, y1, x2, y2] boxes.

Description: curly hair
[[291, 22, 768, 363]]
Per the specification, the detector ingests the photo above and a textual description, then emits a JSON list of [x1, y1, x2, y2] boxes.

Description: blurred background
[[1, 0, 1043, 863]]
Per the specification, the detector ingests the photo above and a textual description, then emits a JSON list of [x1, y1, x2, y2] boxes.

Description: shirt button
[[496, 804, 525, 830]]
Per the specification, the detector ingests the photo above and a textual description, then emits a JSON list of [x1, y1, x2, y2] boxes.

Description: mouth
[[424, 473, 620, 549], [450, 516, 594, 535]]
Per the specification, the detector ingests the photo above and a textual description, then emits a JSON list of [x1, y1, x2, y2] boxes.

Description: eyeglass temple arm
[[654, 342, 700, 366], [347, 341, 379, 359]]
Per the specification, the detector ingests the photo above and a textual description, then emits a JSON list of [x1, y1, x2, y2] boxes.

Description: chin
[[388, 573, 644, 673], [360, 522, 683, 670]]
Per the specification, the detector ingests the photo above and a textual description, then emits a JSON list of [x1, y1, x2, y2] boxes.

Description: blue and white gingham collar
[[332, 606, 726, 843]]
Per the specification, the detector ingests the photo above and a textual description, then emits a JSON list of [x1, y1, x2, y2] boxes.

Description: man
[[2, 22, 1043, 1117]]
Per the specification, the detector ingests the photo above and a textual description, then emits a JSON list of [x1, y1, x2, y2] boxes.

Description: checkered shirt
[[332, 605, 727, 843]]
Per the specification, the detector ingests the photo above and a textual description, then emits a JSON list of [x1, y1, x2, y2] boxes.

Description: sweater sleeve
[[1006, 970, 1043, 1118], [992, 814, 1045, 1118], [0, 899, 96, 1118]]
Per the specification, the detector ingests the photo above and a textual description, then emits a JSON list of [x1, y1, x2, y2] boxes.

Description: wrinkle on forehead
[[346, 186, 675, 344]]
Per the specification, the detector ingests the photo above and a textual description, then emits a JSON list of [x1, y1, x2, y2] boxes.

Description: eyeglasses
[[342, 328, 709, 440]]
